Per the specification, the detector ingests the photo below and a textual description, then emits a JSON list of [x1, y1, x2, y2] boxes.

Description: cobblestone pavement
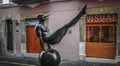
[[0, 56, 120, 66]]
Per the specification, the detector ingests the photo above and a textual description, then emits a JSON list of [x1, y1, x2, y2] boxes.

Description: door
[[86, 24, 116, 59], [26, 26, 42, 53], [6, 19, 13, 53]]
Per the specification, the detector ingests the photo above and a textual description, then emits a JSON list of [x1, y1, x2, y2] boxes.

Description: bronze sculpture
[[35, 4, 87, 66]]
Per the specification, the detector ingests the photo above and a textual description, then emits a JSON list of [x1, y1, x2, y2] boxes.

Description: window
[[86, 25, 116, 43], [101, 26, 116, 43], [3, 0, 9, 4], [86, 26, 100, 42]]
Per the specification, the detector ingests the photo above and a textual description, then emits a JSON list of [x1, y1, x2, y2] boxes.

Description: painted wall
[[86, 0, 120, 8], [46, 1, 83, 60], [0, 0, 2, 3]]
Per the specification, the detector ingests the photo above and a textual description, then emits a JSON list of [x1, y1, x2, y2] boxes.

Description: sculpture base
[[39, 49, 61, 66]]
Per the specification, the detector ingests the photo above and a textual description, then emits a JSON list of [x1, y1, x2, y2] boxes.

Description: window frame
[[86, 24, 117, 43]]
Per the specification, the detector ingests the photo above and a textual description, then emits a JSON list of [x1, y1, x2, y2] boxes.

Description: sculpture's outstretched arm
[[42, 4, 87, 45]]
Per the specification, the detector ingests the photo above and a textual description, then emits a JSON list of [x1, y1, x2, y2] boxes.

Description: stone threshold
[[86, 57, 116, 63]]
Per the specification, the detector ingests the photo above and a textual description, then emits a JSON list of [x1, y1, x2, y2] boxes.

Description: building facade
[[0, 0, 21, 56], [0, 0, 120, 63], [79, 5, 120, 62]]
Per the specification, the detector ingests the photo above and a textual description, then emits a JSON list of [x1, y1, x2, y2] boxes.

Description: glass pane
[[114, 26, 116, 43], [86, 26, 100, 42], [86, 27, 89, 42], [101, 26, 113, 43]]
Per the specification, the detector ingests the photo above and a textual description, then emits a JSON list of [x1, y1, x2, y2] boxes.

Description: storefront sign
[[86, 13, 117, 23]]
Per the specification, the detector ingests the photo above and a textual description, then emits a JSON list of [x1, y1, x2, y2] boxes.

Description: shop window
[[86, 26, 100, 42], [86, 25, 116, 43], [101, 26, 114, 43]]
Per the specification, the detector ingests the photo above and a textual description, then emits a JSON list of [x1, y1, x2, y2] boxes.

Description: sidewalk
[[0, 55, 120, 66], [0, 55, 39, 66]]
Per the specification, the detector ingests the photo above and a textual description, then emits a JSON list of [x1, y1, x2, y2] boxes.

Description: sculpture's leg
[[65, 4, 86, 28], [47, 43, 51, 48], [35, 25, 45, 50], [39, 38, 45, 50], [44, 4, 87, 45]]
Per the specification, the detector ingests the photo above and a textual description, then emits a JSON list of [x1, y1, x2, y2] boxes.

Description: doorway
[[26, 26, 42, 53], [6, 19, 13, 53]]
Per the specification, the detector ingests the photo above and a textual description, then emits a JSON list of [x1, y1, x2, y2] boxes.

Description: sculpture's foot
[[81, 4, 87, 15]]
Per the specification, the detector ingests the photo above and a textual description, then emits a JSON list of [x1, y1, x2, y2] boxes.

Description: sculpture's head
[[37, 14, 49, 23]]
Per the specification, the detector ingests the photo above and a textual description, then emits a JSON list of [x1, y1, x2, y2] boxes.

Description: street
[[0, 61, 35, 66], [0, 56, 120, 66]]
